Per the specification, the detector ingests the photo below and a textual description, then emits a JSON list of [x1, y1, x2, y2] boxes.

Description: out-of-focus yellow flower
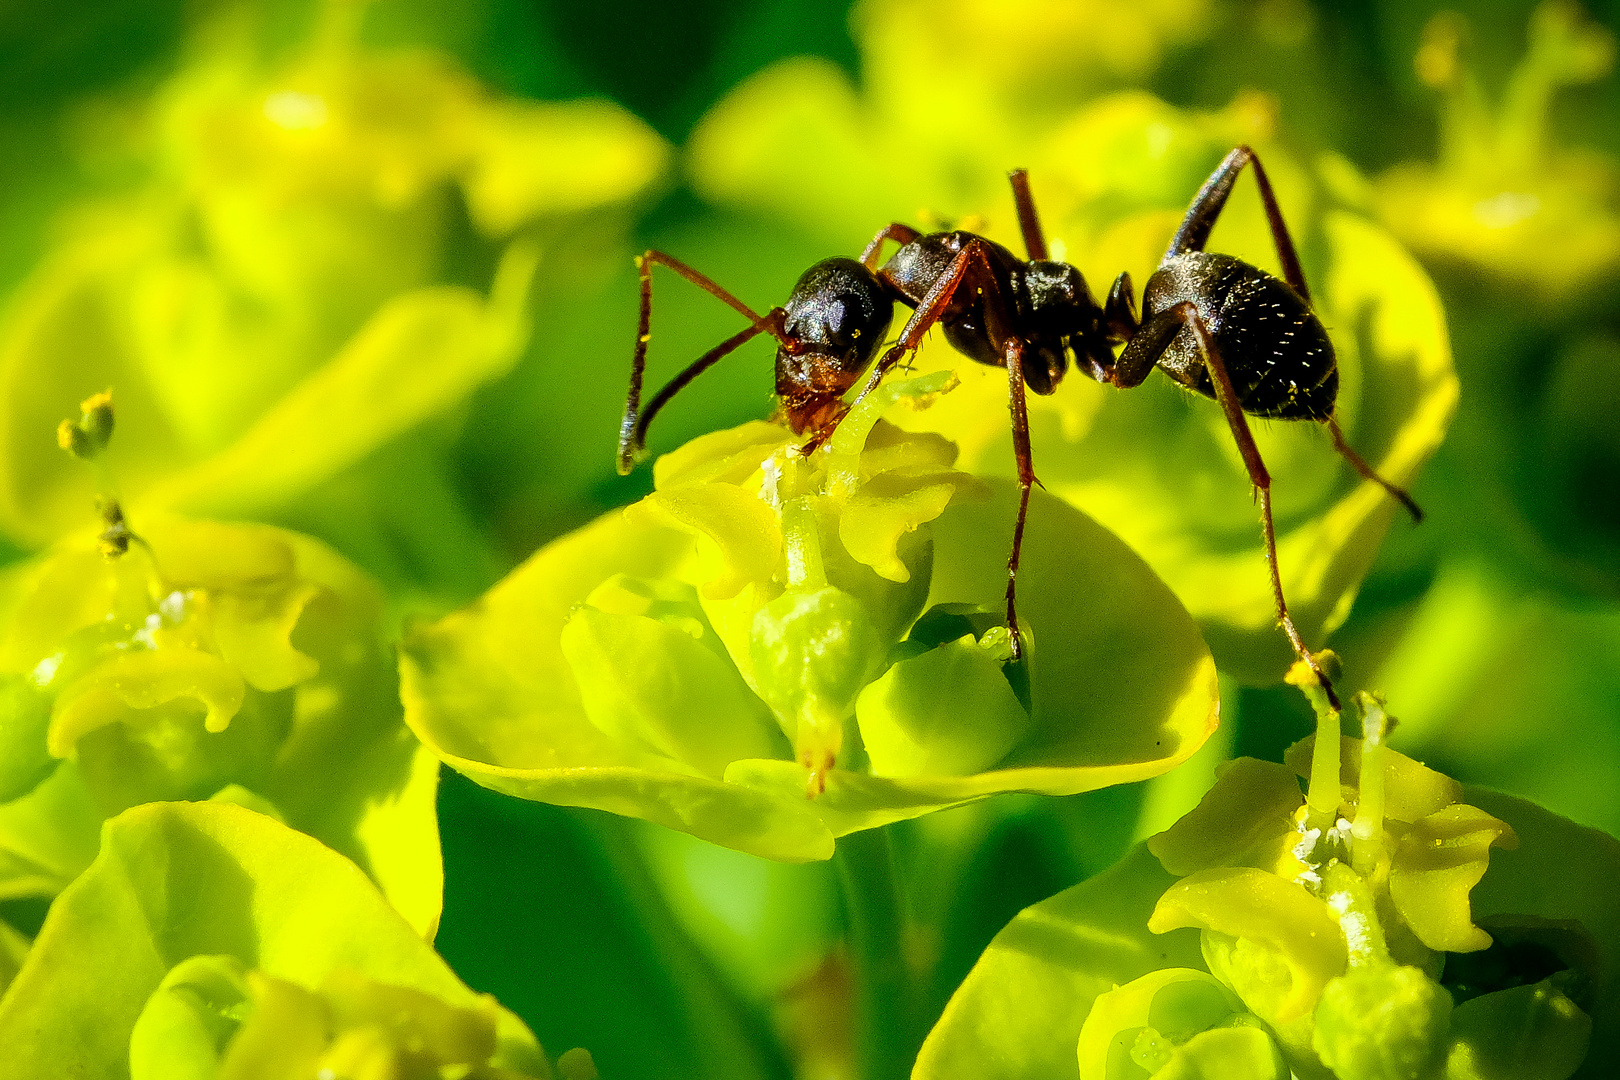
[[0, 2, 667, 548], [1377, 1, 1620, 297]]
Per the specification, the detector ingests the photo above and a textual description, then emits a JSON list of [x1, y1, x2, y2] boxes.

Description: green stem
[[782, 496, 827, 591], [834, 828, 918, 1080], [1303, 682, 1342, 833], [1350, 692, 1389, 877]]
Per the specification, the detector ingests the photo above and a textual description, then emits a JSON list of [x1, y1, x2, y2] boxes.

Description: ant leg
[[620, 250, 792, 473], [1170, 154, 1421, 525], [1112, 305, 1183, 388], [1003, 335, 1036, 660], [1103, 272, 1138, 343], [1326, 415, 1424, 522], [1169, 300, 1342, 709], [1167, 145, 1312, 305], [621, 324, 768, 472], [804, 239, 1006, 453], [859, 223, 922, 270], [1008, 170, 1048, 261]]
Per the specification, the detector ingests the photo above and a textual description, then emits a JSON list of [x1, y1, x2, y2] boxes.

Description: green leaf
[[464, 99, 670, 235], [1465, 789, 1620, 1079], [0, 761, 102, 901], [0, 801, 551, 1080], [0, 918, 27, 999], [561, 593, 781, 777], [914, 845, 1203, 1080], [400, 505, 837, 861], [0, 32, 667, 549], [0, 674, 53, 802], [143, 240, 538, 520]]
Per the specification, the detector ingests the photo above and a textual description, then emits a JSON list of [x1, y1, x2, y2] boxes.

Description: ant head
[[776, 258, 895, 403]]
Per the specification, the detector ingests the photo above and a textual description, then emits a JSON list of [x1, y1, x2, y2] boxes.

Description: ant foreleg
[[621, 323, 769, 471], [1008, 169, 1048, 261], [859, 224, 922, 270], [1168, 300, 1342, 709], [1167, 145, 1312, 305], [1326, 415, 1424, 523], [620, 250, 792, 473], [803, 239, 1005, 454]]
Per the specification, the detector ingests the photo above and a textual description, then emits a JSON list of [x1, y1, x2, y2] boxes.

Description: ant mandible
[[618, 146, 1421, 708]]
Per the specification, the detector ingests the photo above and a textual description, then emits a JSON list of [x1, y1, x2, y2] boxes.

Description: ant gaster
[[619, 147, 1421, 709]]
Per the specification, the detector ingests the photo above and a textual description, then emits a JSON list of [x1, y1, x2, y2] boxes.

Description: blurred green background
[[3, 1, 1619, 1077]]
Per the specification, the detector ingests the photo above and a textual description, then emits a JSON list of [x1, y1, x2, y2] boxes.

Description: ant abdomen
[[1145, 251, 1338, 421], [776, 257, 895, 432]]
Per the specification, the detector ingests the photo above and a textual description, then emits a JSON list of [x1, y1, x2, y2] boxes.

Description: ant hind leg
[[1167, 301, 1342, 709], [1167, 146, 1312, 304], [1326, 415, 1423, 522]]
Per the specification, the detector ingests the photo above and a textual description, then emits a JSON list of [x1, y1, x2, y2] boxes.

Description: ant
[[618, 146, 1421, 709]]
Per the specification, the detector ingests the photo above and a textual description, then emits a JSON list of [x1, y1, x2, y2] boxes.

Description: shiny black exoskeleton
[[1125, 251, 1337, 419], [618, 146, 1420, 703], [875, 230, 1118, 394]]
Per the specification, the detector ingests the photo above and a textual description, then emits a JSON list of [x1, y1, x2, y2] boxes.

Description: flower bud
[[55, 392, 116, 461], [1312, 964, 1452, 1080], [561, 575, 782, 777], [750, 586, 882, 790], [1077, 967, 1286, 1080], [857, 630, 1027, 778]]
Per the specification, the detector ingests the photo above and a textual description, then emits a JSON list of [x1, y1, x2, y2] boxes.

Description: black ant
[[618, 147, 1420, 708]]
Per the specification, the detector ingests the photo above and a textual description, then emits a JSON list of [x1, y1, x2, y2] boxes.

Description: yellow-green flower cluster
[[0, 507, 442, 933], [402, 374, 1219, 860], [915, 669, 1616, 1080], [0, 802, 561, 1078], [1079, 672, 1594, 1079], [1376, 1, 1620, 297]]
